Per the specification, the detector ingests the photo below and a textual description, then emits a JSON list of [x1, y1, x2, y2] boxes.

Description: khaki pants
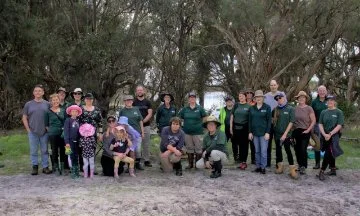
[[114, 156, 135, 169], [159, 152, 181, 172], [185, 134, 203, 154], [195, 150, 228, 169]]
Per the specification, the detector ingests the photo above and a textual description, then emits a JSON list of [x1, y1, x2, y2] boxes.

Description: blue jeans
[[253, 136, 268, 169], [28, 132, 49, 168]]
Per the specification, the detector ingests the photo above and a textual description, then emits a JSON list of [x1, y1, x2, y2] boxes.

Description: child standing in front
[[110, 126, 136, 178], [64, 105, 82, 179], [79, 123, 97, 178]]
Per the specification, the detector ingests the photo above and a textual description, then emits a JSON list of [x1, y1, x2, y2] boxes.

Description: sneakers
[[144, 161, 152, 167], [326, 168, 336, 176], [253, 167, 262, 173], [42, 167, 52, 174], [313, 163, 320, 169], [299, 166, 306, 175], [238, 162, 247, 170], [135, 161, 144, 170], [261, 168, 266, 174], [31, 165, 38, 175]]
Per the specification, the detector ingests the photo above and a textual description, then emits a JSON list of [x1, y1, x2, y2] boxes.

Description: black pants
[[78, 143, 84, 171], [321, 137, 336, 171], [101, 155, 124, 176], [49, 135, 65, 164], [267, 124, 274, 167], [231, 127, 249, 162], [293, 128, 311, 168], [275, 138, 294, 165], [225, 126, 231, 142], [70, 140, 79, 166]]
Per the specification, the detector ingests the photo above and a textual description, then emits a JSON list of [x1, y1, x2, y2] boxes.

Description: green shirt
[[319, 108, 344, 133], [178, 104, 207, 135], [232, 103, 251, 130], [156, 104, 177, 130], [119, 107, 143, 133], [249, 103, 272, 137], [273, 105, 295, 139], [44, 108, 66, 136], [202, 130, 228, 155], [311, 97, 327, 122]]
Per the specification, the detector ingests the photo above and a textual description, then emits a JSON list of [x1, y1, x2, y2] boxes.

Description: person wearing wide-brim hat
[[318, 95, 344, 181], [64, 105, 82, 179], [70, 88, 84, 106], [248, 90, 272, 174], [156, 92, 177, 134], [118, 95, 144, 170], [195, 116, 228, 178], [178, 91, 208, 170], [292, 90, 316, 175]]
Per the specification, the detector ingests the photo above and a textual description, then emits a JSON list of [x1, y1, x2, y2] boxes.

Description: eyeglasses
[[108, 119, 116, 123], [73, 92, 82, 95]]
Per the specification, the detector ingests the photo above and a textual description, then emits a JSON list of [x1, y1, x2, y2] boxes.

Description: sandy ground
[[0, 164, 359, 216]]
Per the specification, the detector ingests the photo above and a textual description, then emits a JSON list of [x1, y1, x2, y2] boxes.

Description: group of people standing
[[218, 81, 344, 180], [22, 80, 344, 181]]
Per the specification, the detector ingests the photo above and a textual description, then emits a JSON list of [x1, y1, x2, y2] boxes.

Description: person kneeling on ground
[[159, 117, 185, 176], [110, 126, 136, 178], [196, 116, 228, 178]]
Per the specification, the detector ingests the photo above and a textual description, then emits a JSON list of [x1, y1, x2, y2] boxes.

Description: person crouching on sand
[[195, 116, 228, 178]]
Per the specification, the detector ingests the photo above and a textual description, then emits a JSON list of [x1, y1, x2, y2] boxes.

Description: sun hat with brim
[[56, 87, 69, 98], [84, 93, 94, 99], [203, 115, 221, 128], [274, 92, 286, 101], [107, 115, 117, 122], [66, 105, 83, 116], [188, 92, 197, 98], [70, 88, 83, 99], [115, 125, 126, 131], [118, 116, 129, 126], [79, 123, 96, 137], [295, 91, 310, 100], [123, 95, 134, 101], [160, 92, 174, 102], [254, 90, 265, 98], [326, 95, 336, 101]]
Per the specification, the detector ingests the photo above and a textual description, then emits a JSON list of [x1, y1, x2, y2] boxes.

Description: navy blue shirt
[[63, 118, 80, 144]]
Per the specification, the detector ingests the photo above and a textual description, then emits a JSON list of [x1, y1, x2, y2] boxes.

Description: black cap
[[84, 93, 94, 99]]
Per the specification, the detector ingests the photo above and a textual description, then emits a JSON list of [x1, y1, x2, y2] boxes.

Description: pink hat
[[66, 105, 82, 116], [79, 123, 95, 137], [115, 125, 126, 132]]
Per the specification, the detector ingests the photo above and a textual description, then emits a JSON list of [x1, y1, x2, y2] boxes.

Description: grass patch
[[0, 129, 359, 175]]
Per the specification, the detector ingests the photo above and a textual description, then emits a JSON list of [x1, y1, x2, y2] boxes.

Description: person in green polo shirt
[[230, 90, 251, 169], [273, 93, 297, 179], [318, 95, 344, 181], [311, 85, 328, 169], [178, 92, 208, 169], [119, 95, 144, 170], [195, 116, 228, 178], [156, 92, 177, 134], [249, 90, 272, 174]]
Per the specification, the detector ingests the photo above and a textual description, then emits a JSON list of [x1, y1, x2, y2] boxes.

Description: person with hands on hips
[[159, 117, 185, 176], [248, 90, 272, 175], [195, 116, 228, 178]]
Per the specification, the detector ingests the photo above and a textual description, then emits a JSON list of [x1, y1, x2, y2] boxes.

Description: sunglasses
[[108, 119, 116, 123], [73, 92, 82, 95]]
